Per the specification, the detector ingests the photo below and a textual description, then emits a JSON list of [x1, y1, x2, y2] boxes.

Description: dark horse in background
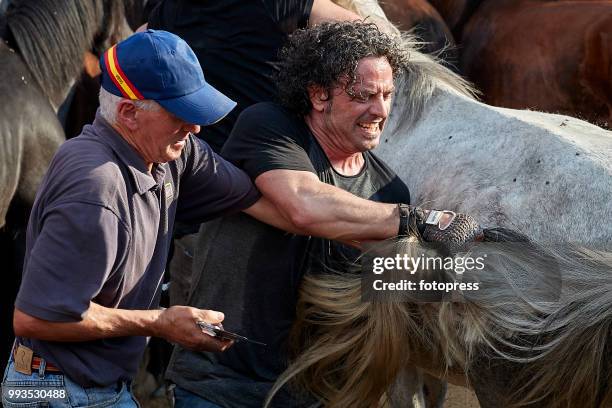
[[0, 0, 131, 373], [460, 0, 612, 129], [62, 0, 161, 139]]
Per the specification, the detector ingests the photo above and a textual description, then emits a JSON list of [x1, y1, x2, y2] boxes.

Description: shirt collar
[[92, 111, 164, 195]]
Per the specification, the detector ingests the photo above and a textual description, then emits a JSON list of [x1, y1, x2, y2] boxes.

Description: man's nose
[[369, 94, 389, 118]]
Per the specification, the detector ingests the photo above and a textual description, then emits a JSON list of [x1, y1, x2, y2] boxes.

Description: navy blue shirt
[[15, 112, 260, 387]]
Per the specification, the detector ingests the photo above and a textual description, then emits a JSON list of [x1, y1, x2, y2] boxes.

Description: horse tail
[[265, 272, 419, 408], [268, 229, 612, 408], [439, 230, 612, 408], [503, 246, 612, 408]]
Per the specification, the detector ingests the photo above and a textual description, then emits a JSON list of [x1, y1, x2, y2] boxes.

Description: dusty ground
[[444, 384, 480, 408], [133, 366, 480, 408]]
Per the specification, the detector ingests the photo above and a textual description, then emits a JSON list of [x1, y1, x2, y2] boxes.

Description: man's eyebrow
[[361, 86, 396, 94]]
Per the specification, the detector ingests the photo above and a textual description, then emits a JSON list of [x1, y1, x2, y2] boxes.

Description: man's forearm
[[14, 303, 231, 352], [14, 303, 161, 342], [254, 170, 400, 242], [287, 181, 400, 241], [243, 196, 374, 247]]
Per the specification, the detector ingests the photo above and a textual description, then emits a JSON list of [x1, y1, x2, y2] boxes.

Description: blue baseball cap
[[100, 30, 236, 126]]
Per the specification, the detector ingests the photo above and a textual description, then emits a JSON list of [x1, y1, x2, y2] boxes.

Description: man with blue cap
[[1, 30, 294, 407]]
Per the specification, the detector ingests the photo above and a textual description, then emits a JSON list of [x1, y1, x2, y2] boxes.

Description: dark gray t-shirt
[[166, 103, 411, 407], [15, 112, 260, 387]]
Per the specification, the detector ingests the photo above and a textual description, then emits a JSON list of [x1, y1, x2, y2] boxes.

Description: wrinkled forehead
[[356, 56, 393, 74], [349, 56, 395, 90]]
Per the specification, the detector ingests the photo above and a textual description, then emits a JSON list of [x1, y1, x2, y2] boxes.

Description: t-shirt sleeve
[[176, 135, 261, 223], [221, 104, 317, 180], [263, 0, 315, 33], [15, 202, 128, 322]]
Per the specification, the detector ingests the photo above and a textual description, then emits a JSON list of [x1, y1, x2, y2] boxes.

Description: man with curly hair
[[165, 22, 470, 407]]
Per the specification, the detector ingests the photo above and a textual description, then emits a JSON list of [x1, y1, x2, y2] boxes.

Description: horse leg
[[0, 123, 23, 372], [0, 204, 27, 373], [387, 366, 426, 407], [387, 367, 448, 408], [422, 373, 447, 407]]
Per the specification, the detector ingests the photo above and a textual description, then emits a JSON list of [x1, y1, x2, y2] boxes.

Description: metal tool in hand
[[196, 321, 267, 346]]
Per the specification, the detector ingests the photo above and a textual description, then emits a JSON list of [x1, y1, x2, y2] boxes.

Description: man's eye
[[353, 92, 372, 102]]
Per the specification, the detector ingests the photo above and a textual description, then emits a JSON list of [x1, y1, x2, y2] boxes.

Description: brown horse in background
[[379, 0, 457, 66], [427, 0, 483, 39], [460, 0, 612, 128]]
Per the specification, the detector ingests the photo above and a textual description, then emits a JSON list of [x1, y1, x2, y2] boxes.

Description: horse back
[[379, 87, 612, 248], [460, 0, 612, 128]]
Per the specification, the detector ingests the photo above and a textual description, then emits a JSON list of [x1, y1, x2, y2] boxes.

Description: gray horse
[[0, 0, 105, 228]]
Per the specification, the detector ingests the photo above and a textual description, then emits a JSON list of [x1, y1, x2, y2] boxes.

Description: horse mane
[[5, 0, 103, 107], [333, 0, 478, 133], [390, 34, 477, 133], [267, 230, 612, 408]]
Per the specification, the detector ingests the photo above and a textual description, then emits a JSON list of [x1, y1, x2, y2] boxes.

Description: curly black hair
[[276, 21, 409, 116]]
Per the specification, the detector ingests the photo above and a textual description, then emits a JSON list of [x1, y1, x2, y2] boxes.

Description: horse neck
[[7, 0, 104, 109], [383, 84, 477, 155]]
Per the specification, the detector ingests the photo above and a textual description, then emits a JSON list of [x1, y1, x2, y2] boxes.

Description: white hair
[[98, 87, 161, 124]]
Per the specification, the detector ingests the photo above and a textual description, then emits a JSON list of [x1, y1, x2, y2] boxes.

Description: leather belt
[[31, 356, 61, 372]]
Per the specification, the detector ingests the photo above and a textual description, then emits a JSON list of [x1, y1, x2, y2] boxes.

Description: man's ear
[[307, 85, 330, 112], [116, 100, 139, 131]]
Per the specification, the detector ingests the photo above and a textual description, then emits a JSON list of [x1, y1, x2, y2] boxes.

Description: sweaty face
[[323, 56, 394, 153], [135, 107, 201, 166]]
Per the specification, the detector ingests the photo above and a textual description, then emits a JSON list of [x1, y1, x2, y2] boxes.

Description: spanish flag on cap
[[103, 45, 144, 100]]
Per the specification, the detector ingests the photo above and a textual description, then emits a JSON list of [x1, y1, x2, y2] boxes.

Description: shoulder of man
[[39, 134, 129, 213], [221, 102, 317, 177], [226, 102, 305, 144]]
